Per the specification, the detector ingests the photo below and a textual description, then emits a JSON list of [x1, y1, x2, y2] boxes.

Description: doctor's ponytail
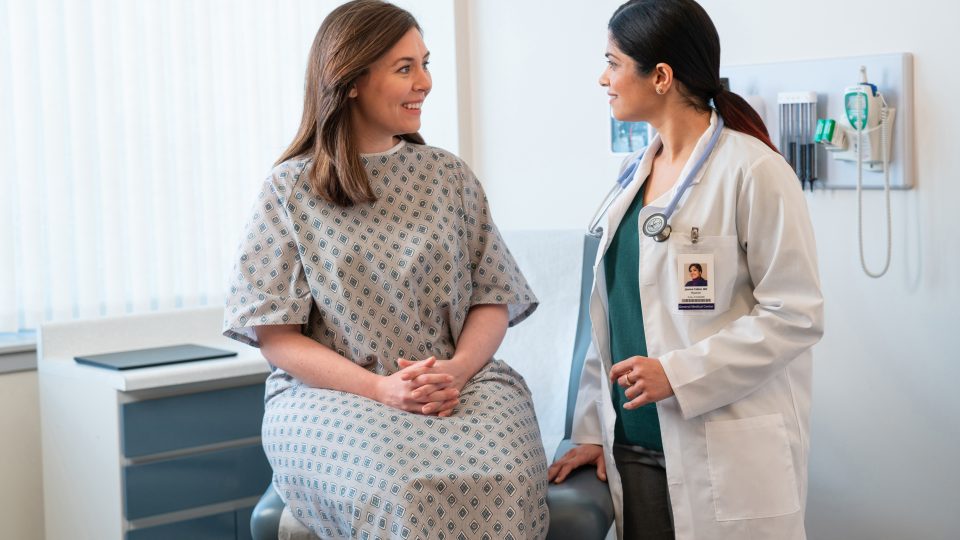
[[713, 90, 778, 153], [610, 0, 779, 154]]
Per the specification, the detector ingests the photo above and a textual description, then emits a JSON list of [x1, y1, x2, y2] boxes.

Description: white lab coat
[[571, 112, 824, 540]]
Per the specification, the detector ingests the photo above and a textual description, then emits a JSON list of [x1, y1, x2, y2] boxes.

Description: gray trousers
[[613, 445, 675, 540]]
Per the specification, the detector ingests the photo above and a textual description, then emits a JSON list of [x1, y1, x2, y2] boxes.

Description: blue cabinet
[[126, 511, 237, 540], [121, 382, 270, 539], [126, 505, 258, 540], [121, 384, 265, 457], [38, 309, 274, 540]]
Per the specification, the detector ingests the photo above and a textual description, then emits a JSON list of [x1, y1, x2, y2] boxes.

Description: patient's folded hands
[[398, 357, 465, 417], [371, 356, 452, 414]]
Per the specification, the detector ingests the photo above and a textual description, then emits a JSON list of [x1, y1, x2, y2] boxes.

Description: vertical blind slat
[[0, 0, 18, 330], [64, 0, 101, 320], [9, 0, 44, 328], [1, 0, 458, 332]]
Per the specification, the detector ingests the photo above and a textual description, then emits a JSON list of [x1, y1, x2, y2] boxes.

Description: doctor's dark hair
[[609, 0, 778, 153], [276, 0, 425, 206]]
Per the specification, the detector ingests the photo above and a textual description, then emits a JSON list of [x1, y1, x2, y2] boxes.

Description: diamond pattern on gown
[[225, 143, 547, 539]]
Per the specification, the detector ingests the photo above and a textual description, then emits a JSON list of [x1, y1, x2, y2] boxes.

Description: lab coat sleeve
[[661, 154, 825, 419], [570, 339, 604, 446]]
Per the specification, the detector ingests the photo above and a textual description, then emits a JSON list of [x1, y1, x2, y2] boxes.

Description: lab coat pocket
[[670, 234, 739, 316], [704, 413, 800, 521]]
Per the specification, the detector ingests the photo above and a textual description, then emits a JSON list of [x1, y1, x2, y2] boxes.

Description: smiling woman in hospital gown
[[223, 2, 549, 538]]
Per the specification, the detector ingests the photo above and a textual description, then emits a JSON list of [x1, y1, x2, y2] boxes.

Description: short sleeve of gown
[[222, 174, 312, 347], [458, 162, 538, 327]]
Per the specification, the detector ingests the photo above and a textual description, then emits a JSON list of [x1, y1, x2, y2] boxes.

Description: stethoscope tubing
[[587, 164, 636, 236], [588, 115, 724, 239]]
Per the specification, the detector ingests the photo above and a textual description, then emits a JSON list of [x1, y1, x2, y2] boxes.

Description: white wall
[[465, 0, 959, 538], [461, 0, 621, 229], [395, 0, 461, 153], [498, 230, 583, 458], [0, 368, 43, 540]]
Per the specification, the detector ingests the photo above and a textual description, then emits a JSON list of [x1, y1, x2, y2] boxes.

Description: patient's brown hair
[[276, 0, 424, 206]]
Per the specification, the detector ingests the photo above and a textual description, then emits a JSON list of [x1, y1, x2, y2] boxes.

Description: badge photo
[[677, 253, 716, 310]]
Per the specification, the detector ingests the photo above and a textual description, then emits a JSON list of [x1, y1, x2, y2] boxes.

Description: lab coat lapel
[[676, 110, 720, 188], [594, 139, 660, 269], [648, 111, 722, 219]]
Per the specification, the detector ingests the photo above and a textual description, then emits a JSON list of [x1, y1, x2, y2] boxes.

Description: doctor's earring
[[656, 87, 665, 95]]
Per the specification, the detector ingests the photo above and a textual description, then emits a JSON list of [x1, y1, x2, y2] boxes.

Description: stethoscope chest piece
[[643, 212, 672, 242]]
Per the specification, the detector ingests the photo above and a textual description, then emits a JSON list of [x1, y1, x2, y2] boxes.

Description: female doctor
[[547, 1, 824, 539]]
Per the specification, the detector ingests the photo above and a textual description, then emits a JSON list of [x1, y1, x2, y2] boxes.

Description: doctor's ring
[[624, 373, 634, 386]]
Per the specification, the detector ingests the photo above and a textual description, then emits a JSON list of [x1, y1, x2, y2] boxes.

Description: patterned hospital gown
[[223, 141, 549, 540]]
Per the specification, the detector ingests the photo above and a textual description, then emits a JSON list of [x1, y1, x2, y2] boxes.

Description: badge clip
[[691, 227, 700, 244]]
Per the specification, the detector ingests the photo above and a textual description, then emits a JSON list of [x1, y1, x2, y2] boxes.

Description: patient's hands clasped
[[379, 356, 464, 417]]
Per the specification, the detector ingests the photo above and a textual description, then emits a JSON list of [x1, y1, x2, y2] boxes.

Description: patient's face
[[350, 28, 432, 147]]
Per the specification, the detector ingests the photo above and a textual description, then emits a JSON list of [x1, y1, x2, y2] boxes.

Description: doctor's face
[[599, 37, 658, 123], [689, 266, 701, 279]]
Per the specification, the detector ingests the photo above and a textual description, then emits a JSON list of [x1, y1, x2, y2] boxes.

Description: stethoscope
[[587, 115, 724, 241]]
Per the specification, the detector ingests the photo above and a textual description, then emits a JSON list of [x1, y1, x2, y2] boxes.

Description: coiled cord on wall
[[857, 102, 892, 278]]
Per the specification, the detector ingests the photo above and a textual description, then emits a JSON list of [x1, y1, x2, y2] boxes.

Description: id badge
[[677, 253, 715, 310]]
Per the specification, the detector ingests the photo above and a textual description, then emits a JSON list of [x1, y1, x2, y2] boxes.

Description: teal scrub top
[[602, 186, 663, 451]]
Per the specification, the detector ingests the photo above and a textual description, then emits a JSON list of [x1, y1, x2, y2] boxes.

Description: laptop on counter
[[74, 344, 238, 370]]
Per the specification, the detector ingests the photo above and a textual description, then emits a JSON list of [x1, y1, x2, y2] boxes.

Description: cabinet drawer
[[236, 505, 254, 540], [124, 444, 272, 520], [121, 383, 265, 457], [126, 510, 236, 540]]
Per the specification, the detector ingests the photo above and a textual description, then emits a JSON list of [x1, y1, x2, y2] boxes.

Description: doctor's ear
[[652, 63, 674, 95], [348, 85, 358, 98]]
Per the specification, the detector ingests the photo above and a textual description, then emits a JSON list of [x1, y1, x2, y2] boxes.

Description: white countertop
[[37, 307, 270, 391], [0, 331, 36, 355]]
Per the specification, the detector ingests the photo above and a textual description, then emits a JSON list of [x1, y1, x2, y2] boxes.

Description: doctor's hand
[[609, 356, 675, 409], [547, 444, 606, 484]]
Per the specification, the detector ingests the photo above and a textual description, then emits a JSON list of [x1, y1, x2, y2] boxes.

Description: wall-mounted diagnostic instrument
[[721, 53, 914, 278]]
